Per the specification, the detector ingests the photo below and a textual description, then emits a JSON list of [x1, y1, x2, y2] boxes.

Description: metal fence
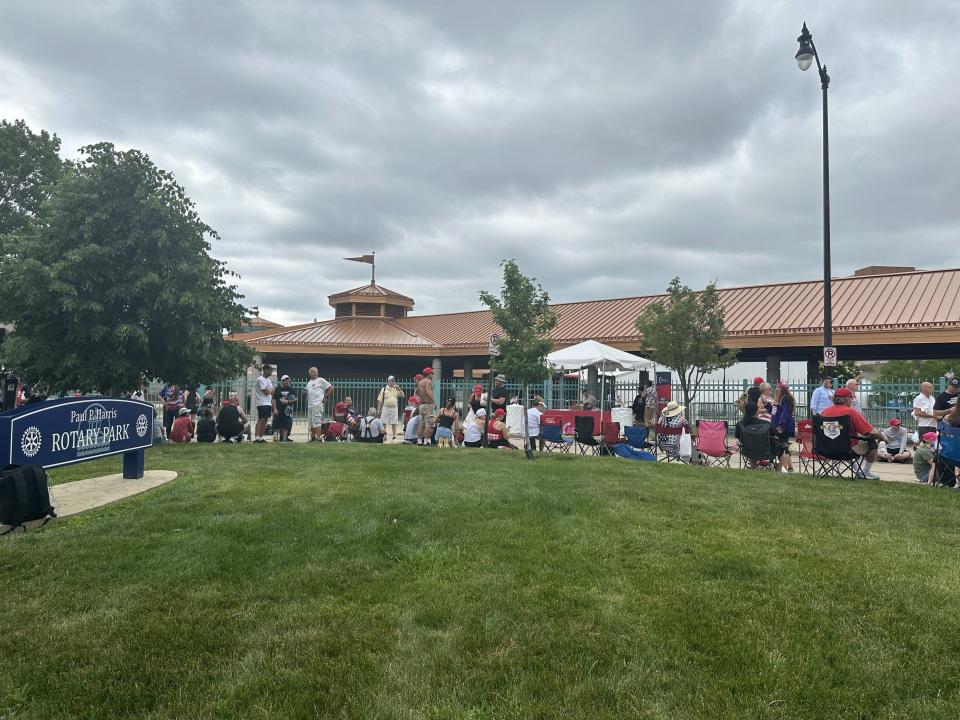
[[182, 374, 943, 436]]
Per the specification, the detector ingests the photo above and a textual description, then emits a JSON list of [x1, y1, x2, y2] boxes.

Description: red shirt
[[170, 416, 194, 443], [820, 404, 874, 445]]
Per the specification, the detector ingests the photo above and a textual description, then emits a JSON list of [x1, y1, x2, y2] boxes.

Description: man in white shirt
[[810, 378, 834, 415], [377, 375, 405, 443], [845, 379, 863, 412], [878, 418, 911, 463], [254, 364, 274, 443], [527, 398, 545, 451], [305, 367, 333, 442], [913, 382, 938, 438]]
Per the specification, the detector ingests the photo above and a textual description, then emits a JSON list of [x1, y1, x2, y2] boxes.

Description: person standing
[[272, 375, 297, 442], [377, 375, 405, 443], [912, 382, 938, 441], [254, 365, 275, 443], [161, 384, 184, 439], [434, 398, 459, 448], [527, 397, 546, 452], [415, 367, 435, 445], [490, 374, 508, 416], [771, 381, 796, 473], [933, 377, 960, 421], [466, 384, 484, 423], [845, 379, 863, 412], [810, 377, 834, 416], [756, 382, 774, 422], [305, 367, 333, 442], [642, 380, 657, 428]]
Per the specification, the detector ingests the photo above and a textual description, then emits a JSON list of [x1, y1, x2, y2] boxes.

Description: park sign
[[0, 397, 154, 479]]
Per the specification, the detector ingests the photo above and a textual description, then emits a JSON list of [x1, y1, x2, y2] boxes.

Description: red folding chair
[[796, 419, 819, 474], [695, 420, 735, 467], [601, 421, 622, 455]]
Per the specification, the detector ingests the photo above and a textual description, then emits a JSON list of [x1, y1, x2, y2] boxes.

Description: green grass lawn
[[3, 444, 960, 719]]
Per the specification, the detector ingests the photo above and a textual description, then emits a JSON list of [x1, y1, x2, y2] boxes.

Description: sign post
[[0, 397, 155, 479]]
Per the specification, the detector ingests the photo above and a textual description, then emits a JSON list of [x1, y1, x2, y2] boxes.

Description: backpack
[[0, 464, 56, 534]]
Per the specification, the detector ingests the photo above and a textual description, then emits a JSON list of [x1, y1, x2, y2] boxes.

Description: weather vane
[[344, 251, 375, 283]]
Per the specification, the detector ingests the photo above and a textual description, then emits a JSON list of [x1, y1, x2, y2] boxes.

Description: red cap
[[473, 384, 483, 393], [422, 367, 433, 375], [834, 387, 853, 398], [494, 408, 506, 416], [923, 431, 938, 442], [753, 376, 764, 384], [414, 373, 423, 380], [889, 418, 901, 426]]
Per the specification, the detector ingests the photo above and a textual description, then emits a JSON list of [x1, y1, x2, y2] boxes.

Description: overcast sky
[[2, 1, 958, 325]]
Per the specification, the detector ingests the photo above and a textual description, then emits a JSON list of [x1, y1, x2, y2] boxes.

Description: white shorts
[[380, 405, 399, 424], [308, 404, 325, 428]]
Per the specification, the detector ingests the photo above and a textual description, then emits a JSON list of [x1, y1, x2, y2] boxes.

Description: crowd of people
[[154, 367, 547, 451]]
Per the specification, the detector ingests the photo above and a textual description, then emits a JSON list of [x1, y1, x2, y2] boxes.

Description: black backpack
[[0, 464, 56, 534]]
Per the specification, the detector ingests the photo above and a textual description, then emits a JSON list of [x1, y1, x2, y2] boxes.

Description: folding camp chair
[[695, 420, 735, 467], [541, 424, 573, 453], [737, 420, 775, 470], [796, 419, 819, 474], [933, 422, 960, 487], [574, 415, 602, 456], [812, 415, 862, 479], [624, 425, 652, 451], [654, 421, 686, 463], [600, 421, 622, 456]]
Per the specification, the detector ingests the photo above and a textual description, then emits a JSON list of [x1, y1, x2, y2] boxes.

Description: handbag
[[679, 429, 692, 458]]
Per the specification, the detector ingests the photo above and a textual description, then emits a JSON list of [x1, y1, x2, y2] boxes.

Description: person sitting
[[359, 408, 385, 443], [196, 408, 217, 443], [169, 407, 194, 443], [656, 401, 691, 459], [487, 408, 515, 449], [580, 389, 597, 411], [735, 401, 771, 467], [913, 431, 937, 484], [403, 412, 422, 444], [434, 398, 459, 448], [878, 418, 911, 462], [216, 397, 247, 442], [152, 415, 166, 443], [463, 408, 485, 448], [820, 387, 885, 480]]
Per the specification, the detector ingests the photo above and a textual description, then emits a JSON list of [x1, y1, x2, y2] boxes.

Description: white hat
[[177, 407, 191, 416], [663, 401, 685, 417], [388, 375, 395, 380], [280, 374, 290, 381], [476, 408, 486, 417]]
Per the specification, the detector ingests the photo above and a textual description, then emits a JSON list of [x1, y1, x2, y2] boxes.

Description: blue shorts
[[435, 427, 453, 440]]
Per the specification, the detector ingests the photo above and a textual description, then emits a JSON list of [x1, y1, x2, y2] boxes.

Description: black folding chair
[[574, 415, 601, 456], [812, 415, 862, 479], [737, 420, 775, 470]]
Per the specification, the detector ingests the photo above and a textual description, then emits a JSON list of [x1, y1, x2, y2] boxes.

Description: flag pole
[[371, 251, 375, 284]]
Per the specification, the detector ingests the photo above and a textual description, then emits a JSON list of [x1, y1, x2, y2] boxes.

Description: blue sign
[[0, 397, 154, 478]]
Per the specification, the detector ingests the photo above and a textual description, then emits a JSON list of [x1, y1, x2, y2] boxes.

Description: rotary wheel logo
[[136, 414, 148, 438], [21, 426, 43, 458]]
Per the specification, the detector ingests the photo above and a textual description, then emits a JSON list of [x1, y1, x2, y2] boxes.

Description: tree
[[816, 359, 861, 381], [0, 119, 65, 241], [635, 277, 737, 414], [875, 359, 960, 383], [479, 260, 558, 458], [0, 142, 253, 394]]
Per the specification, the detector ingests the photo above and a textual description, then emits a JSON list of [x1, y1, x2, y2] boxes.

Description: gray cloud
[[2, 0, 959, 325]]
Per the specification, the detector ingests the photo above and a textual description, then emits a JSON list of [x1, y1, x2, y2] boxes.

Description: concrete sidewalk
[[1, 470, 177, 533]]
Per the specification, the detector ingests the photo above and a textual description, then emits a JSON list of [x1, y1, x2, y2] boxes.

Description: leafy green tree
[[635, 277, 737, 414], [0, 142, 252, 395], [479, 260, 558, 457], [0, 119, 65, 241], [816, 359, 861, 382], [876, 359, 959, 383]]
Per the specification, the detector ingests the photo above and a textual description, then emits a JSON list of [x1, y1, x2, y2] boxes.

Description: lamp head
[[796, 22, 815, 71]]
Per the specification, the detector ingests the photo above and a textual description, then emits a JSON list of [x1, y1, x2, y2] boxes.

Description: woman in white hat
[[656, 400, 691, 459]]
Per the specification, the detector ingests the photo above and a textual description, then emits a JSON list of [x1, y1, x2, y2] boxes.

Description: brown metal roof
[[251, 317, 438, 348], [250, 268, 960, 352], [328, 283, 414, 304]]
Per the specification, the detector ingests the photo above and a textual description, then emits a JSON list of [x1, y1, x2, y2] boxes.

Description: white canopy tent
[[547, 340, 656, 413]]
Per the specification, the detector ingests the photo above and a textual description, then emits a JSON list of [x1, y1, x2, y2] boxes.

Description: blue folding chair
[[624, 425, 652, 451], [933, 422, 960, 487], [541, 424, 574, 453]]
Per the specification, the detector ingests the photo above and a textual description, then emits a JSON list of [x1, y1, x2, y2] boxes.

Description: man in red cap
[[415, 366, 435, 444], [820, 387, 885, 479], [878, 417, 912, 463]]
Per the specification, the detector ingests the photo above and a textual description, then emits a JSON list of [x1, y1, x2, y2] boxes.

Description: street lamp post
[[795, 21, 832, 367]]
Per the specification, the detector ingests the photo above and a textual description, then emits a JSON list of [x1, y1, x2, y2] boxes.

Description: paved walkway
[[1, 470, 177, 533]]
